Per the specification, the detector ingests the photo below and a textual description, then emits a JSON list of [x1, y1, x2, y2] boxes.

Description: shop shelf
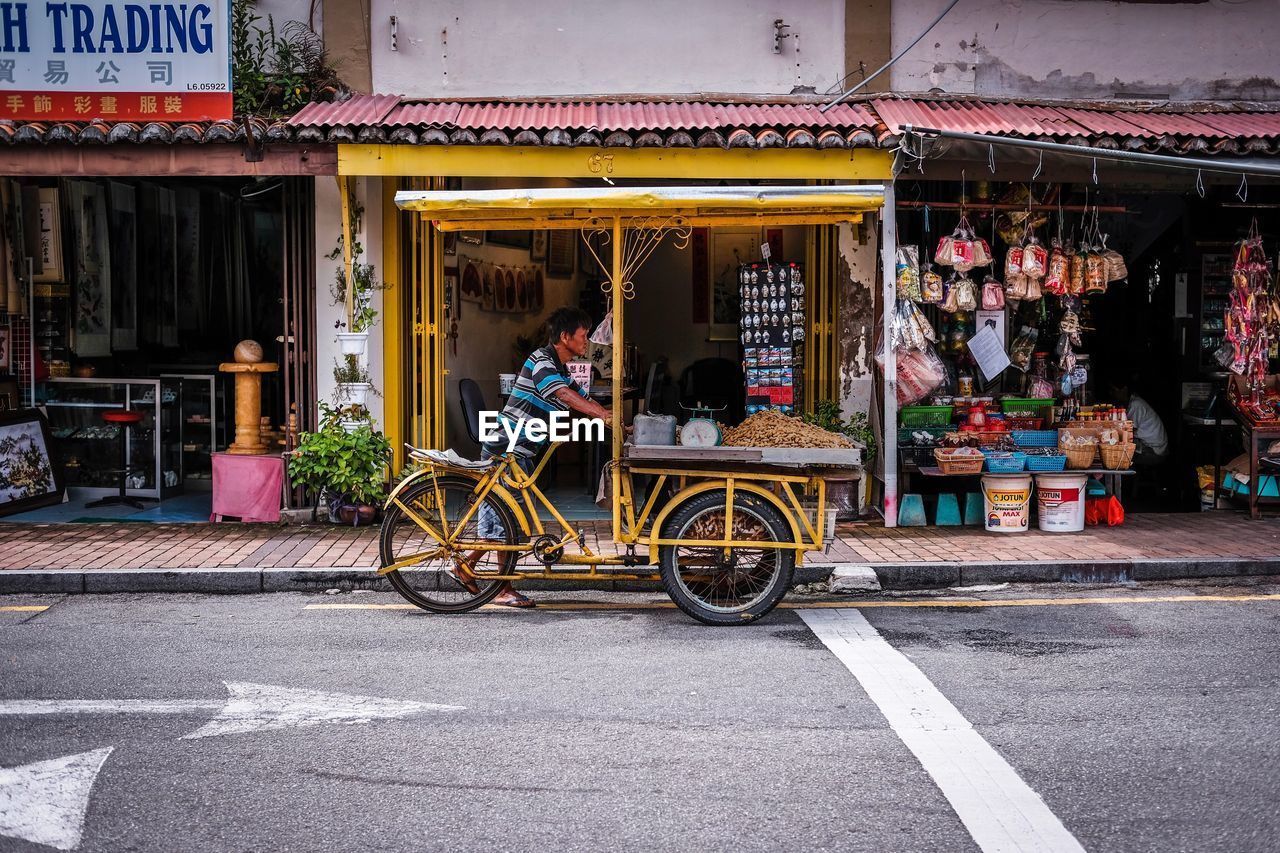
[[900, 405, 954, 427], [1012, 430, 1059, 447]]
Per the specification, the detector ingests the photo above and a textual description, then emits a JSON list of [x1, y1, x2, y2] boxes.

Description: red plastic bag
[[1086, 496, 1125, 526]]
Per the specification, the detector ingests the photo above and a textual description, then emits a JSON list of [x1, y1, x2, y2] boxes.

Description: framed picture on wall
[[0, 325, 9, 371], [487, 230, 532, 250], [531, 230, 547, 261], [580, 231, 604, 278], [0, 409, 63, 517], [547, 230, 575, 277], [708, 229, 759, 341]]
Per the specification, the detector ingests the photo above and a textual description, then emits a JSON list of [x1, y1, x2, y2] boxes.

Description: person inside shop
[[1107, 373, 1169, 465], [460, 307, 613, 608]]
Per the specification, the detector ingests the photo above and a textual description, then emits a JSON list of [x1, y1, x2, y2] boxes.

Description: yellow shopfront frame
[[392, 182, 889, 536], [337, 144, 904, 526]]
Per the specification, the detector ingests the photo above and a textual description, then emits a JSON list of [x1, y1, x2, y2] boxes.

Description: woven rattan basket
[[934, 448, 985, 475], [1062, 444, 1097, 470], [1100, 442, 1136, 470]]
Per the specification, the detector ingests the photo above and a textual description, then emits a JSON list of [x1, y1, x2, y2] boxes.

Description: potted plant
[[804, 401, 878, 519], [333, 354, 373, 408], [288, 403, 392, 525], [329, 199, 386, 357]]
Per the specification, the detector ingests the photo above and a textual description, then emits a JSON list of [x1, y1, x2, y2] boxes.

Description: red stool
[[86, 409, 156, 510]]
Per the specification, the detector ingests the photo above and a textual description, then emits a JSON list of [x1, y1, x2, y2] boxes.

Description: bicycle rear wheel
[[380, 476, 520, 613]]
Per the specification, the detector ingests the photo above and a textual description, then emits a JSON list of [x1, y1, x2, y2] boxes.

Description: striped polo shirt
[[483, 345, 588, 458]]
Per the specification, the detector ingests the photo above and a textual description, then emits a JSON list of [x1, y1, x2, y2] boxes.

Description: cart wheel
[[380, 476, 517, 613], [658, 490, 796, 626]]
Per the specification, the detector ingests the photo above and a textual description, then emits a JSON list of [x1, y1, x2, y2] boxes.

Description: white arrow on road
[[0, 682, 464, 739], [0, 748, 112, 851]]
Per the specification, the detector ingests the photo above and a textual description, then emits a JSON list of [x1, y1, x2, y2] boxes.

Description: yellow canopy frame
[[391, 182, 888, 536]]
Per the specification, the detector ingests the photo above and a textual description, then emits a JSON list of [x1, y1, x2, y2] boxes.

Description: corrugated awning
[[395, 184, 885, 230]]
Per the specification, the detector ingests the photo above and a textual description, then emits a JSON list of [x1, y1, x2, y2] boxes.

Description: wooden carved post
[[219, 340, 279, 456]]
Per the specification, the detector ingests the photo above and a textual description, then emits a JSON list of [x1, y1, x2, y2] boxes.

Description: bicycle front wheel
[[379, 475, 521, 613]]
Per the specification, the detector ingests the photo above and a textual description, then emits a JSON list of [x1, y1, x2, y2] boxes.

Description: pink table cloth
[[211, 453, 284, 523]]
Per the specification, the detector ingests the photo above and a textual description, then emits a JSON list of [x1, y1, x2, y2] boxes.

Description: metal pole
[[879, 185, 899, 527], [903, 125, 1280, 179], [610, 216, 623, 541]]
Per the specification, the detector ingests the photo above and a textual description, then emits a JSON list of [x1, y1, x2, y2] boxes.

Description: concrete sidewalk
[[0, 513, 1276, 594]]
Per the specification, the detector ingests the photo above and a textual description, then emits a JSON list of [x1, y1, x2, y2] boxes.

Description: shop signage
[[0, 2, 231, 121]]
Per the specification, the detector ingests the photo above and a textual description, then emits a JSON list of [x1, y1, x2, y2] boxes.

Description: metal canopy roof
[[394, 183, 886, 230]]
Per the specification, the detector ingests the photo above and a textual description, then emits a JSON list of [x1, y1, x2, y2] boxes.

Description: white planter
[[336, 382, 371, 407], [337, 332, 369, 356], [339, 419, 365, 433]]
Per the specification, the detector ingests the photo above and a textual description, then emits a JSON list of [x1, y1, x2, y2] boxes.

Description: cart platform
[[623, 444, 862, 469]]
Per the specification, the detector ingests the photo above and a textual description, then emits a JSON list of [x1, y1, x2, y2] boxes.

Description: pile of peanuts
[[721, 410, 852, 449]]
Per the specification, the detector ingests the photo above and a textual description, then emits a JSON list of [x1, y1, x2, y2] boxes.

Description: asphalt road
[[1, 578, 1278, 852]]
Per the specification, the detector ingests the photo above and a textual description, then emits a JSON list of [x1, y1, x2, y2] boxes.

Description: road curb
[[0, 558, 1276, 595]]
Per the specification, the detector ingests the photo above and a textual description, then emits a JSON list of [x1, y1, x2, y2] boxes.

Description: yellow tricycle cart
[[379, 184, 884, 625]]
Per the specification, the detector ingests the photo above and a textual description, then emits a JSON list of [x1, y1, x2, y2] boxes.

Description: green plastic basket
[[1001, 398, 1055, 417], [900, 405, 954, 428]]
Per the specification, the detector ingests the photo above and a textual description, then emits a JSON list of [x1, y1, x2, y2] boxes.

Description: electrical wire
[[822, 0, 963, 112]]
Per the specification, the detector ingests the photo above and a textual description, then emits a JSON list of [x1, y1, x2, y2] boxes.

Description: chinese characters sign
[[0, 2, 231, 121]]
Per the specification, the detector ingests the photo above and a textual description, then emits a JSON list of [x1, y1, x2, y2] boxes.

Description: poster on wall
[[0, 324, 9, 371], [70, 182, 112, 357], [0, 410, 63, 517], [156, 188, 178, 347], [33, 188, 62, 283], [547, 231, 575, 277], [108, 182, 137, 350], [709, 230, 758, 341], [175, 187, 202, 332]]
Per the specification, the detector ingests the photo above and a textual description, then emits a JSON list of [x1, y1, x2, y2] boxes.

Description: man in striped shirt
[[473, 307, 612, 607]]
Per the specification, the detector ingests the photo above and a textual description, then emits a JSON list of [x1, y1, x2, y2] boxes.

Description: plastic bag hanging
[[896, 245, 922, 301], [921, 263, 944, 304], [589, 307, 614, 346], [981, 274, 1005, 310]]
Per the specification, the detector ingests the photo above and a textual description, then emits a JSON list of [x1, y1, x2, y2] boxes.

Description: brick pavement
[[0, 513, 1275, 572]]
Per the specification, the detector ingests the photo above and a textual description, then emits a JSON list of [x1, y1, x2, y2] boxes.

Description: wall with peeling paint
[[370, 0, 846, 96], [836, 221, 878, 420], [891, 0, 1280, 101]]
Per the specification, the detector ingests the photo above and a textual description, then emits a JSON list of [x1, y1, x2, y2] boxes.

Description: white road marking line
[[0, 747, 112, 851], [799, 608, 1086, 853], [0, 682, 464, 740]]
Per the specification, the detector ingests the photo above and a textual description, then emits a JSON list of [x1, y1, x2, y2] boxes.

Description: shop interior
[[890, 176, 1280, 523], [0, 176, 291, 522], [440, 180, 814, 518]]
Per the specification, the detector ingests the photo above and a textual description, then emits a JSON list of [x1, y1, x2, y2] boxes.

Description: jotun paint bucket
[[982, 474, 1032, 533], [1036, 473, 1088, 532]]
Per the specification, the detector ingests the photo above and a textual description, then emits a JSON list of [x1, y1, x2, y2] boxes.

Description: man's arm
[[554, 386, 612, 423]]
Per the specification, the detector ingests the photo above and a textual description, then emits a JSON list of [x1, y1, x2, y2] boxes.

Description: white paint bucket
[[982, 474, 1032, 533], [498, 373, 517, 395], [1036, 473, 1088, 532]]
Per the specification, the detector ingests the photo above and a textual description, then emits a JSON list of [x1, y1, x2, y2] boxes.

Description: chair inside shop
[[458, 378, 488, 446], [678, 358, 744, 424]]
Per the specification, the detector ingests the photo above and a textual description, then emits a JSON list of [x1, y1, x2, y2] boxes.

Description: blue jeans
[[477, 451, 535, 539]]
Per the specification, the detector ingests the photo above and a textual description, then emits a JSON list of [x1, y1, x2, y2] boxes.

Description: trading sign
[[0, 1, 232, 121]]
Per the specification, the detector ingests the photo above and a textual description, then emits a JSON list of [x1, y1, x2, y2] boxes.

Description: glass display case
[[160, 374, 221, 490], [41, 377, 183, 500]]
